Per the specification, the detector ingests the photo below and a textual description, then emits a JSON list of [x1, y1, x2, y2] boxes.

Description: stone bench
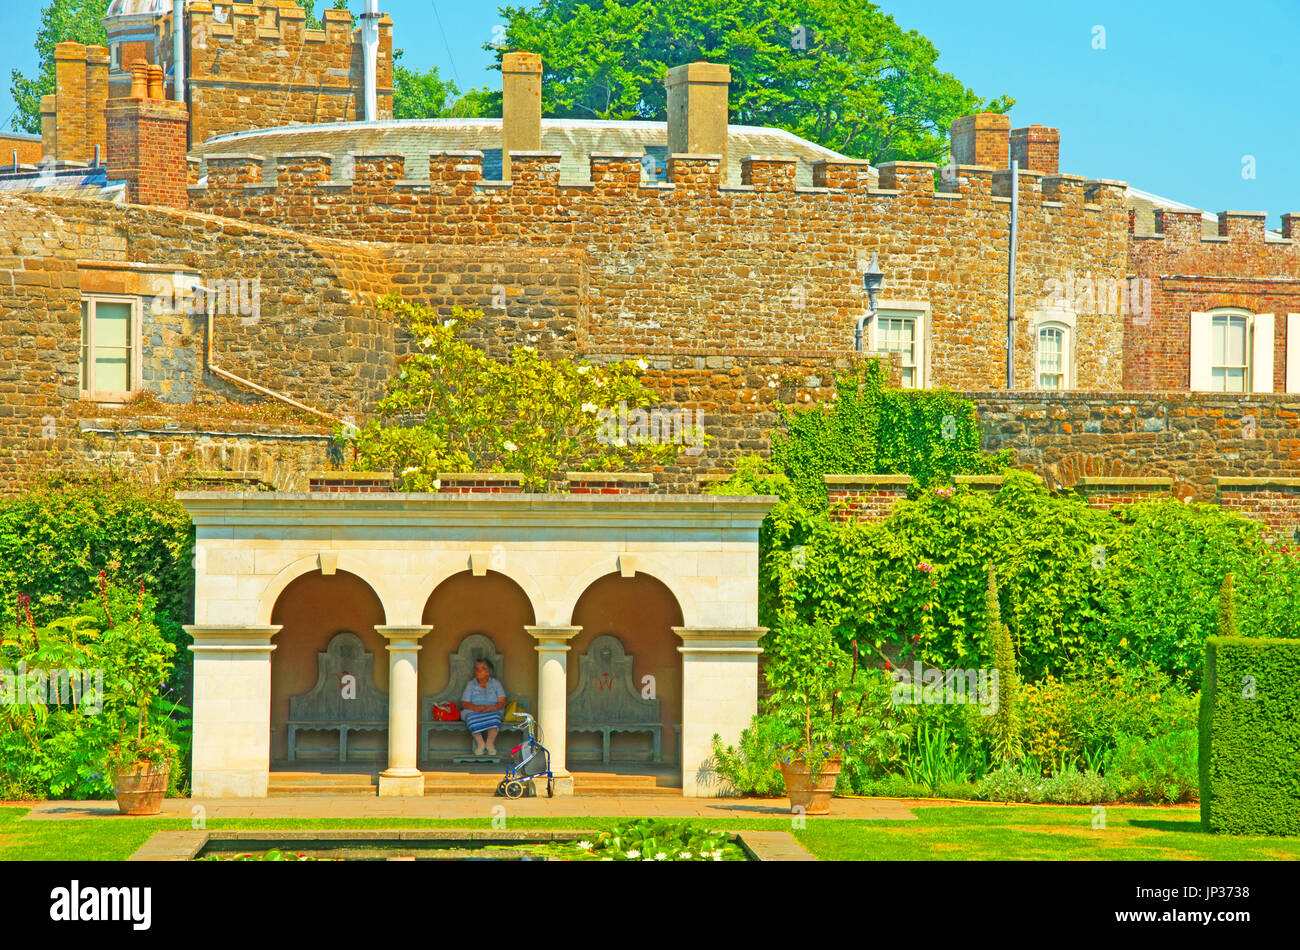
[[567, 634, 668, 763], [286, 632, 389, 762], [419, 632, 529, 761]]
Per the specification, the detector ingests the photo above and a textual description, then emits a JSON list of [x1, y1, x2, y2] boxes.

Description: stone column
[[525, 625, 581, 795], [376, 625, 429, 797], [185, 625, 281, 798], [675, 627, 766, 798]]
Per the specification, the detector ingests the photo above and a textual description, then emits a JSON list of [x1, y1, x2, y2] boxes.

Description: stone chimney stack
[[106, 58, 190, 209], [950, 112, 1011, 168], [665, 61, 731, 170], [1010, 125, 1061, 175], [51, 41, 110, 164], [502, 51, 543, 181]]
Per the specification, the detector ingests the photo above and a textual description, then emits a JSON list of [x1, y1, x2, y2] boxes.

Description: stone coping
[[1077, 476, 1174, 488], [129, 828, 813, 861], [437, 472, 523, 483], [953, 474, 1005, 486], [698, 474, 733, 484], [824, 474, 913, 486], [565, 471, 654, 483], [1214, 476, 1300, 489], [304, 471, 394, 482]]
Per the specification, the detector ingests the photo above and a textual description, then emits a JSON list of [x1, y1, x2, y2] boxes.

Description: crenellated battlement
[[1129, 207, 1298, 250], [183, 1, 393, 145], [193, 148, 1130, 219]]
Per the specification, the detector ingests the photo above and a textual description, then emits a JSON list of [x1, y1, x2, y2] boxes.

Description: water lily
[[625, 849, 640, 859], [654, 852, 667, 861], [578, 840, 593, 851], [678, 851, 692, 859]]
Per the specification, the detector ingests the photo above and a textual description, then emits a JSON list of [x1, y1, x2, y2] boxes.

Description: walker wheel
[[496, 779, 509, 797], [547, 778, 554, 798], [504, 780, 525, 800]]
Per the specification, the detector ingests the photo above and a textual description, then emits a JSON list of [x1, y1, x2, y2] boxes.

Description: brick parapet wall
[[190, 147, 1130, 390], [1076, 476, 1174, 508], [566, 472, 654, 494], [1215, 477, 1300, 542], [825, 474, 913, 522], [437, 473, 524, 493], [1126, 208, 1300, 390]]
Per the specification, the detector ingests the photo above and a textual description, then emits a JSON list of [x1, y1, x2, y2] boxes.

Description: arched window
[[1037, 322, 1069, 390]]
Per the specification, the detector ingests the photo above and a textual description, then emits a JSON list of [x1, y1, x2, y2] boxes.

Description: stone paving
[[22, 795, 917, 822]]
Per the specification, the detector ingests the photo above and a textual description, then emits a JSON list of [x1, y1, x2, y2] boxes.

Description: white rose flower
[[503, 442, 518, 452], [581, 402, 599, 414], [637, 359, 649, 370]]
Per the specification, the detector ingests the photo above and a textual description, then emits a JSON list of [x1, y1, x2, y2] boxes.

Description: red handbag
[[431, 701, 459, 722]]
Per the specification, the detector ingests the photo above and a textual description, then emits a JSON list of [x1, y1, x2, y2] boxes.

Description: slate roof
[[195, 117, 863, 188]]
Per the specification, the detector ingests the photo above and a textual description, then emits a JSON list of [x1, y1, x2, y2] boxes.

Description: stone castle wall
[[189, 150, 1131, 392]]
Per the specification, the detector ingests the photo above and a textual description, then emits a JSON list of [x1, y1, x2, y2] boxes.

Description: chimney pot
[[147, 64, 165, 101]]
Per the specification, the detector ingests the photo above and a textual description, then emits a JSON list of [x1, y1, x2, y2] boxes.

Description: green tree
[[490, 0, 1012, 164], [9, 0, 109, 134], [349, 296, 683, 491], [392, 59, 498, 120]]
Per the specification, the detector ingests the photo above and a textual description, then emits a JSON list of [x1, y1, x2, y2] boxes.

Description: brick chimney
[[502, 51, 543, 181], [106, 59, 190, 209], [950, 112, 1010, 168], [1010, 125, 1061, 175], [665, 62, 731, 168]]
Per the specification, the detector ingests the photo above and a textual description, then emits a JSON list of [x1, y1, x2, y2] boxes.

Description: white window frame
[[80, 293, 142, 402], [1288, 314, 1300, 394], [865, 301, 931, 389], [1030, 309, 1077, 391], [1190, 308, 1273, 394]]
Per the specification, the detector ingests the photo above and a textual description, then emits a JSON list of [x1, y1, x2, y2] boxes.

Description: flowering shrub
[[350, 297, 680, 491]]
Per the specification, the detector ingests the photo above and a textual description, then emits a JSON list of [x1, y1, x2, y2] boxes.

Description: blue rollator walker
[[496, 712, 554, 799]]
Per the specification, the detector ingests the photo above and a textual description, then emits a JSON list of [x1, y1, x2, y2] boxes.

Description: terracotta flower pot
[[780, 757, 842, 816], [112, 763, 170, 816]]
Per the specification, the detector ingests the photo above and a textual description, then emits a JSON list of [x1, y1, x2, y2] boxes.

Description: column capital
[[525, 625, 582, 651], [375, 625, 431, 649], [185, 625, 281, 653], [673, 626, 766, 655]]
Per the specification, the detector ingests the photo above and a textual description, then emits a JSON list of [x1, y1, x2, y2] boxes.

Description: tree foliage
[[490, 0, 1012, 164], [9, 0, 108, 134]]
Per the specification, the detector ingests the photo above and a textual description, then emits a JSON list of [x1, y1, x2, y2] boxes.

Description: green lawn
[[3, 802, 1297, 861]]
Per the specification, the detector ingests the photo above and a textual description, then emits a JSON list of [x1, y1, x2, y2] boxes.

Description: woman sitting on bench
[[461, 659, 508, 756]]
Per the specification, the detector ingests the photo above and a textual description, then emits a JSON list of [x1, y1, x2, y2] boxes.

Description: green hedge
[[1199, 637, 1300, 835]]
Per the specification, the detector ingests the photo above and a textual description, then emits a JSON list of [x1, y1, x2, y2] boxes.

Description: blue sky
[[2, 0, 1295, 223]]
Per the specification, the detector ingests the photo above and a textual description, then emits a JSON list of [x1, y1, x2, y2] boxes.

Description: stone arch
[[268, 569, 388, 762], [567, 572, 686, 764], [418, 571, 540, 748], [558, 554, 700, 629], [257, 553, 398, 626]]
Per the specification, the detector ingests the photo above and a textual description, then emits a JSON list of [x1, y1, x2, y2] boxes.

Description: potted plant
[[763, 622, 882, 815], [93, 575, 180, 816]]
